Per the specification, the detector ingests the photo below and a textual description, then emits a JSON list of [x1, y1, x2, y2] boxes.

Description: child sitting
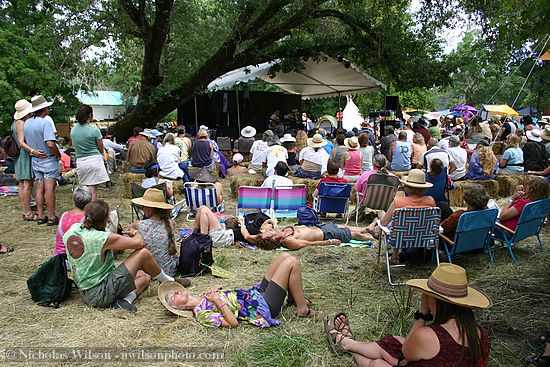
[[313, 159, 349, 217]]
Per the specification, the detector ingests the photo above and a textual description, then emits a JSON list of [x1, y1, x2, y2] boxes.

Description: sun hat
[[139, 129, 154, 139], [191, 167, 217, 183], [344, 136, 359, 149], [232, 153, 244, 164], [131, 188, 173, 209], [280, 133, 296, 143], [361, 120, 371, 128], [307, 133, 327, 148], [526, 129, 542, 142], [406, 263, 492, 309], [197, 129, 209, 138], [399, 169, 433, 189], [240, 126, 256, 138], [541, 126, 550, 141], [13, 99, 33, 120], [345, 131, 355, 138], [158, 281, 193, 318], [30, 95, 54, 112], [150, 129, 165, 137]]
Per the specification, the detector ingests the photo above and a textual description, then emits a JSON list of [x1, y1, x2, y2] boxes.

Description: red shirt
[[317, 176, 348, 188], [501, 198, 532, 230]]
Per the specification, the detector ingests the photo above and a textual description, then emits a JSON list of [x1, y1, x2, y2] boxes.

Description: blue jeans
[[178, 161, 190, 182]]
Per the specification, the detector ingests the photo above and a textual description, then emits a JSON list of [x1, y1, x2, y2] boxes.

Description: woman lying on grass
[[159, 253, 322, 328], [325, 263, 492, 366]]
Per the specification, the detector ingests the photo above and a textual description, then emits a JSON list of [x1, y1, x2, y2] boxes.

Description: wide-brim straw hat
[[13, 99, 33, 120], [526, 129, 542, 142], [131, 188, 173, 210], [30, 95, 53, 112], [197, 129, 209, 138], [541, 126, 550, 141], [344, 136, 359, 150], [280, 133, 296, 143], [400, 169, 433, 188], [240, 126, 256, 138], [406, 263, 492, 309], [361, 120, 371, 128], [307, 133, 327, 148], [158, 281, 193, 318]]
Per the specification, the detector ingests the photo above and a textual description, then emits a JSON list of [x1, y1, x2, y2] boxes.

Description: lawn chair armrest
[[375, 219, 391, 235], [495, 222, 516, 235], [438, 233, 454, 246]]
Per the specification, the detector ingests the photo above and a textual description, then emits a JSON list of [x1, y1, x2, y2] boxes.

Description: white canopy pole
[[236, 89, 241, 133], [194, 96, 198, 133]]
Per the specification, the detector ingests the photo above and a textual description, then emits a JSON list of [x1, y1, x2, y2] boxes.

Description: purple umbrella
[[450, 104, 477, 113]]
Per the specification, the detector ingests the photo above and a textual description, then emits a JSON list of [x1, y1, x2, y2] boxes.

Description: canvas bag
[[177, 228, 214, 276], [27, 253, 72, 308], [0, 133, 20, 158], [243, 212, 270, 235], [297, 205, 320, 226]]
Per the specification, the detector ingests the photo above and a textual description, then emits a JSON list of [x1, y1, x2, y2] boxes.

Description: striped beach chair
[[356, 173, 400, 225], [236, 186, 273, 217], [183, 182, 220, 221], [377, 207, 441, 285], [271, 185, 306, 219]]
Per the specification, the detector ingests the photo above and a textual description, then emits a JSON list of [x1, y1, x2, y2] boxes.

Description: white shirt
[[399, 129, 415, 144], [157, 143, 183, 179], [438, 137, 450, 150], [265, 145, 288, 176], [261, 175, 293, 188], [44, 115, 56, 134], [447, 146, 467, 180], [299, 146, 330, 174], [250, 140, 268, 165], [103, 139, 125, 152], [419, 147, 454, 172]]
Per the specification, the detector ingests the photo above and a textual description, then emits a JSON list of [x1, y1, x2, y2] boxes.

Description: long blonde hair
[[295, 130, 308, 153], [479, 146, 497, 175]]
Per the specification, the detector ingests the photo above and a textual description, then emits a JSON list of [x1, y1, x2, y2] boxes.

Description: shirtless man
[[253, 222, 374, 250]]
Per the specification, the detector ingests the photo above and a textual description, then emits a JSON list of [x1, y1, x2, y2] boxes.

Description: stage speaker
[[385, 96, 399, 111]]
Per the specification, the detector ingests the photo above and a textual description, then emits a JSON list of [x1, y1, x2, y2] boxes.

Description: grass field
[[0, 176, 548, 366]]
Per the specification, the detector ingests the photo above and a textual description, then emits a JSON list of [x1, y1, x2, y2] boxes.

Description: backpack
[[243, 212, 270, 235], [1, 134, 20, 158], [297, 205, 320, 226], [177, 228, 214, 277], [27, 253, 72, 308]]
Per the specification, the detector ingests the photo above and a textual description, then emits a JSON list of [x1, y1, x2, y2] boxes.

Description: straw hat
[[13, 99, 32, 120], [400, 169, 433, 189], [240, 126, 256, 138], [131, 188, 173, 210], [197, 129, 209, 138], [307, 133, 327, 148], [280, 133, 296, 143], [406, 263, 492, 309], [158, 281, 194, 318], [30, 95, 54, 112], [361, 120, 371, 128], [344, 136, 359, 149], [526, 129, 542, 142], [541, 126, 550, 141]]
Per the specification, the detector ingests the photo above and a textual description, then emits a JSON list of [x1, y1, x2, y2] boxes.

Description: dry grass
[[0, 175, 549, 367]]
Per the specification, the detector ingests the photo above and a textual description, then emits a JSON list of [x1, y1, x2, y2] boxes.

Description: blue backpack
[[297, 205, 319, 226]]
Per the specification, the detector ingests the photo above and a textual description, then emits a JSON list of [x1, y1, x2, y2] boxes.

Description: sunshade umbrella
[[450, 104, 477, 113], [437, 109, 462, 116], [481, 104, 519, 117]]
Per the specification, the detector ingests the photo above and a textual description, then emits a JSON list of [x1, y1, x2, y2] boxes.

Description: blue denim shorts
[[32, 156, 60, 179]]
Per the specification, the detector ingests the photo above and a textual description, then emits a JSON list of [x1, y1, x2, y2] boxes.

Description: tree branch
[[118, 0, 150, 37]]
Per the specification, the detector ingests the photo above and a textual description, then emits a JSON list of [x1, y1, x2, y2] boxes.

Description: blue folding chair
[[271, 185, 306, 219], [313, 182, 352, 222], [236, 186, 273, 217], [183, 182, 221, 221], [439, 209, 498, 264], [376, 207, 441, 285], [493, 198, 550, 261]]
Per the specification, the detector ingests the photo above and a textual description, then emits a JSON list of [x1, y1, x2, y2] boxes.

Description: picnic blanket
[[0, 185, 18, 197], [276, 240, 376, 251]]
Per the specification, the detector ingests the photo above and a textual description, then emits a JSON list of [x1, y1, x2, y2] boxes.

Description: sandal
[[47, 217, 59, 226], [23, 213, 38, 221], [36, 216, 48, 225], [324, 319, 349, 355], [0, 245, 14, 254], [333, 312, 355, 340]]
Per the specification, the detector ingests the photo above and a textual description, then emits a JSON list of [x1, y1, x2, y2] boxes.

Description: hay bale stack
[[229, 174, 264, 198], [450, 180, 499, 207], [289, 177, 319, 202], [122, 172, 145, 197], [388, 170, 409, 178], [496, 174, 524, 198]]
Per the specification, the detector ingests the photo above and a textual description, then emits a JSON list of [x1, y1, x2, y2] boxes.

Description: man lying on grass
[[63, 200, 191, 313]]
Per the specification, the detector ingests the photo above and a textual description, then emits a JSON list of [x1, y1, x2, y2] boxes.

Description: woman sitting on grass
[[129, 188, 178, 277], [53, 185, 92, 256], [159, 253, 322, 328], [325, 263, 492, 366]]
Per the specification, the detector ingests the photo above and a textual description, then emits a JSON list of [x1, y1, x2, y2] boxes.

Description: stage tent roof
[[207, 56, 387, 99]]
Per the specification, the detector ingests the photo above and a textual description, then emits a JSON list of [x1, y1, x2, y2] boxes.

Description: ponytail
[[159, 210, 177, 255], [82, 215, 94, 229]]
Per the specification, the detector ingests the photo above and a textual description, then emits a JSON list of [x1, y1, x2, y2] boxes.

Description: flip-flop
[[324, 319, 347, 355], [333, 312, 355, 340], [36, 216, 48, 225], [0, 245, 14, 254]]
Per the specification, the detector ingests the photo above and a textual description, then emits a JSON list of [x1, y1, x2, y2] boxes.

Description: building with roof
[[76, 90, 127, 121]]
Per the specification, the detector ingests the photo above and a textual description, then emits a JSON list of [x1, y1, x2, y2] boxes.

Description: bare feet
[[297, 305, 323, 318]]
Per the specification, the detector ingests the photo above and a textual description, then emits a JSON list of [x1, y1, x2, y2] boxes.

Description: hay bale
[[388, 170, 409, 178], [450, 180, 499, 207], [496, 174, 524, 198], [289, 177, 319, 202], [229, 174, 264, 198], [122, 172, 145, 197]]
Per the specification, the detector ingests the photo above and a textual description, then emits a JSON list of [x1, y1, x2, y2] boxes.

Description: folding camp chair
[[130, 182, 168, 221], [424, 168, 452, 204], [313, 182, 352, 222], [236, 186, 273, 217], [439, 208, 498, 264], [492, 198, 550, 261], [356, 173, 400, 225], [271, 185, 306, 219], [376, 207, 441, 286], [183, 182, 221, 221], [216, 137, 232, 151]]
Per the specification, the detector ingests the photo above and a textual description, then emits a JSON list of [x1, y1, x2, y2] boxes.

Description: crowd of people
[[2, 97, 550, 366]]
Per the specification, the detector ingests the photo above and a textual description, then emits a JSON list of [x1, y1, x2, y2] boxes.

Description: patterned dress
[[194, 286, 281, 328], [138, 219, 178, 277]]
